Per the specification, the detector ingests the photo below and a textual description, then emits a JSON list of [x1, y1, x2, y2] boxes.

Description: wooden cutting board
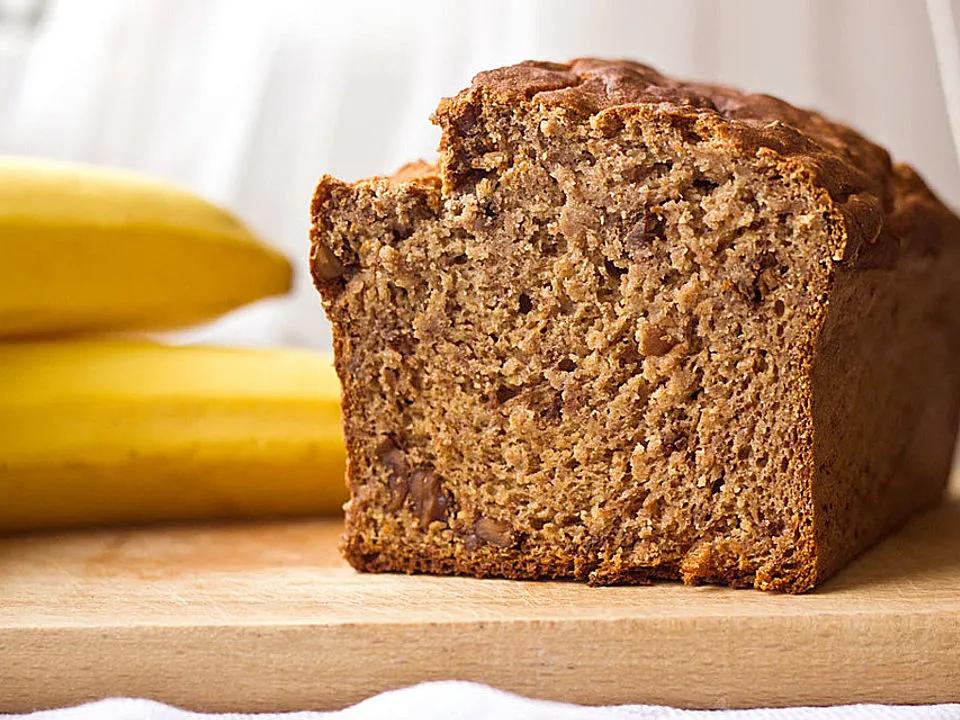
[[2, 486, 959, 713]]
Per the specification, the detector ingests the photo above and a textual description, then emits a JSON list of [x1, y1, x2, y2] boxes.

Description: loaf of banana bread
[[310, 59, 960, 592]]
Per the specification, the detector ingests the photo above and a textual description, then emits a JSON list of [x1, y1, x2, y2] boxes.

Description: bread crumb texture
[[311, 59, 960, 592]]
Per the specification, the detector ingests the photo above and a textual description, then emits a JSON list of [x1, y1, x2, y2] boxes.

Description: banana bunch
[[0, 156, 346, 531], [0, 157, 292, 338]]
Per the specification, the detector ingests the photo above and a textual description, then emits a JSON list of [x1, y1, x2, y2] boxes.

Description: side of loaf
[[310, 59, 960, 592]]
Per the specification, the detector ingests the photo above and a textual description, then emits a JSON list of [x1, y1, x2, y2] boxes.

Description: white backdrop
[[1, 0, 958, 349]]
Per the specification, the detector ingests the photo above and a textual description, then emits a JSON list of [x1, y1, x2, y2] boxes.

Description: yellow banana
[[0, 156, 291, 338], [0, 340, 346, 531]]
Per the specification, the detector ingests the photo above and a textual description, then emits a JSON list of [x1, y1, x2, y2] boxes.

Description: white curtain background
[[1, 0, 958, 350]]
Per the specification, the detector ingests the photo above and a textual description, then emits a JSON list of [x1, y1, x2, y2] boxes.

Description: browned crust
[[809, 164, 960, 585], [438, 58, 891, 199]]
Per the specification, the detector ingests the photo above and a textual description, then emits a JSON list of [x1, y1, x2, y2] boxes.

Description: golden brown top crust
[[441, 59, 894, 206], [430, 58, 960, 267], [312, 59, 956, 277]]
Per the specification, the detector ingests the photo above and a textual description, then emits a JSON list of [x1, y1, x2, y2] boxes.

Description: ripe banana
[[0, 340, 346, 531], [0, 156, 291, 338]]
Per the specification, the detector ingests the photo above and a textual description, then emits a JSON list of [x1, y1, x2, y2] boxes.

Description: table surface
[[2, 487, 959, 713]]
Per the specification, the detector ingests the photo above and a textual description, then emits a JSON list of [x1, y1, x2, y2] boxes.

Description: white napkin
[[5, 682, 960, 720]]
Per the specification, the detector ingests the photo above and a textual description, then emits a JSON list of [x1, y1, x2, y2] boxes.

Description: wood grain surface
[[2, 486, 959, 713]]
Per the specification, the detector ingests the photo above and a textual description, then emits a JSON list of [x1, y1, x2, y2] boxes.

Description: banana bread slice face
[[310, 59, 960, 592]]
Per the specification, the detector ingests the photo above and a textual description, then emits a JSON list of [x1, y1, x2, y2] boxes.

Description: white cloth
[[5, 683, 960, 720]]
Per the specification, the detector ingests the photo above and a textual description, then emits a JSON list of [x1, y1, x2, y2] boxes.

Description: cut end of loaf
[[311, 59, 960, 593]]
